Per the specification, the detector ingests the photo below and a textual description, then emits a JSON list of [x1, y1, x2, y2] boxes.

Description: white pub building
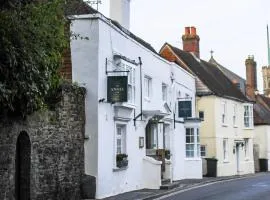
[[68, 0, 202, 198]]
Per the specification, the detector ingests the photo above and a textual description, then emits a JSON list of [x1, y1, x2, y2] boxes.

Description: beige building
[[160, 27, 255, 176]]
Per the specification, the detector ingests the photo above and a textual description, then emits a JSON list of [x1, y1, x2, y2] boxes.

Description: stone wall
[[0, 84, 86, 200]]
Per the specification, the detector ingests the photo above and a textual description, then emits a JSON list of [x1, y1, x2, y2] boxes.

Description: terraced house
[[160, 27, 255, 177]]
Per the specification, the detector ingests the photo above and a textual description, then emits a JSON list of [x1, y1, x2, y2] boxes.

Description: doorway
[[15, 131, 31, 200]]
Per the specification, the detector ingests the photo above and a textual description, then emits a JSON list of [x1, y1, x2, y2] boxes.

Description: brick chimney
[[110, 0, 131, 30], [182, 26, 200, 58], [245, 55, 257, 99]]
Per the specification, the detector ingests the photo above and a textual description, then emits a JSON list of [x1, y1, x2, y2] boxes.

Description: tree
[[0, 0, 68, 116]]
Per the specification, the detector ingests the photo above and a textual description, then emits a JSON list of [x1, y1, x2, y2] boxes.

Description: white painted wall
[[70, 14, 200, 198], [254, 125, 270, 171]]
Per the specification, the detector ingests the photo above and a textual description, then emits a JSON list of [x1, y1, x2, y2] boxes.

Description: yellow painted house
[[160, 27, 255, 176]]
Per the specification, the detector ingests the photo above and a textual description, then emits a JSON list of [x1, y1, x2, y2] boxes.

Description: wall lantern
[[139, 137, 144, 148]]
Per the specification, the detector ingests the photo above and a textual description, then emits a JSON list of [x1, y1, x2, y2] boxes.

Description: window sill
[[185, 157, 201, 161], [233, 125, 238, 128], [243, 127, 254, 130], [144, 97, 151, 102], [114, 102, 136, 109], [113, 166, 128, 172], [222, 124, 228, 127], [244, 157, 250, 161], [223, 160, 229, 163]]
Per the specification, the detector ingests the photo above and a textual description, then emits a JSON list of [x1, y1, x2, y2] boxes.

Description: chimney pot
[[185, 27, 190, 35], [190, 26, 196, 35], [182, 26, 200, 58]]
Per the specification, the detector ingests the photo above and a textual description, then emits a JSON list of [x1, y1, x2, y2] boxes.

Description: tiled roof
[[209, 56, 246, 95], [64, 0, 98, 16], [167, 44, 250, 102], [254, 95, 270, 125], [65, 1, 157, 54], [209, 57, 245, 82]]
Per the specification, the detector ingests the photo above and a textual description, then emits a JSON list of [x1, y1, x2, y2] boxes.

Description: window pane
[[186, 135, 190, 143], [117, 127, 122, 135]]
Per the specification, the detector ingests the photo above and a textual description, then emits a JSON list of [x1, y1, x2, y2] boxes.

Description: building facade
[[160, 27, 255, 177], [67, 3, 202, 198]]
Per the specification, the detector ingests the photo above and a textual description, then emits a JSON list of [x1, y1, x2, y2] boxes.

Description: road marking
[[154, 174, 266, 200]]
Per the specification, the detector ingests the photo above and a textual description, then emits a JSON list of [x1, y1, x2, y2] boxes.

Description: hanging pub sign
[[107, 76, 128, 103]]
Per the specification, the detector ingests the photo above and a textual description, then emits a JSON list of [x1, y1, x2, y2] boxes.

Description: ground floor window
[[186, 128, 200, 158], [223, 138, 229, 161], [200, 145, 206, 157], [146, 123, 158, 149], [115, 124, 128, 168], [244, 138, 249, 158]]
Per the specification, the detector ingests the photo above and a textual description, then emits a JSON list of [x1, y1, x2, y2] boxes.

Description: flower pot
[[116, 159, 128, 168]]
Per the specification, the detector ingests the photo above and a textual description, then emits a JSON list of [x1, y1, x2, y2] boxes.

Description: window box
[[116, 154, 128, 168]]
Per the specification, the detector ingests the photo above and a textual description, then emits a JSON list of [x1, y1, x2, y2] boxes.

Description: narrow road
[[156, 173, 270, 200]]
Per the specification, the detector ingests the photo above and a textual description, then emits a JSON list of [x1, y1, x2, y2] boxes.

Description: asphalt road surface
[[156, 173, 270, 200]]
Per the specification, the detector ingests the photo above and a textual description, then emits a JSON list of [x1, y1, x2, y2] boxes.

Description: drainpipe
[[139, 57, 143, 120]]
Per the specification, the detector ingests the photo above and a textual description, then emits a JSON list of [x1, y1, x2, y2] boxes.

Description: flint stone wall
[[0, 84, 86, 200]]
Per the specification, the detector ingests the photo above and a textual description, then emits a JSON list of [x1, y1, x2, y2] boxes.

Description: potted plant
[[116, 153, 128, 168]]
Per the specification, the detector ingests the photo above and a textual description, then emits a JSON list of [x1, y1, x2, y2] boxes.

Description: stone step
[[160, 182, 179, 190], [161, 178, 170, 185]]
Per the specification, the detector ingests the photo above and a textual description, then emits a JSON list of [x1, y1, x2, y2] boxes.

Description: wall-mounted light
[[139, 137, 144, 148]]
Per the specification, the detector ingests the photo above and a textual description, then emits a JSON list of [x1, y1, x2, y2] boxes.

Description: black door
[[15, 131, 31, 200]]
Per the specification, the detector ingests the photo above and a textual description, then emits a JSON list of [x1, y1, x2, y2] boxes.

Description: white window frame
[[144, 75, 152, 100], [185, 128, 200, 158], [244, 138, 249, 159], [114, 59, 136, 104], [200, 145, 206, 157], [243, 104, 253, 128], [162, 83, 168, 102], [233, 104, 237, 127], [221, 101, 227, 125], [115, 123, 127, 156], [223, 138, 229, 162]]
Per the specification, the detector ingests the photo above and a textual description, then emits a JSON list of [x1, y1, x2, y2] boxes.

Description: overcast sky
[[97, 0, 270, 92]]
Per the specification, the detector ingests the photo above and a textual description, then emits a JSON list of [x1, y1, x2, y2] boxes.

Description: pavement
[[98, 173, 265, 200]]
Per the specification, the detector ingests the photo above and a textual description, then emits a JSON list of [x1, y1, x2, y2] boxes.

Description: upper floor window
[[178, 101, 192, 118], [144, 76, 152, 99], [233, 104, 237, 126], [244, 104, 253, 128], [114, 59, 135, 104], [162, 83, 168, 102], [199, 111, 204, 121], [221, 101, 227, 124], [127, 66, 135, 104]]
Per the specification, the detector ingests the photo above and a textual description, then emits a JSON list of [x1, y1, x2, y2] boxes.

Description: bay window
[[186, 128, 200, 158]]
